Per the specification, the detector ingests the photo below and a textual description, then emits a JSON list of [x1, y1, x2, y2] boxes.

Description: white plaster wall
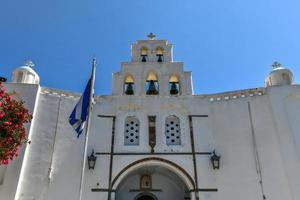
[[266, 85, 300, 199], [0, 83, 39, 200], [206, 98, 261, 200]]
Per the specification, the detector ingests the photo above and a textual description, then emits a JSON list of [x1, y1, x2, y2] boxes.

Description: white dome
[[265, 62, 293, 87], [12, 61, 40, 84]]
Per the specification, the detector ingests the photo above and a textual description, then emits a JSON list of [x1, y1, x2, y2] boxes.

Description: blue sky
[[1, 0, 299, 95]]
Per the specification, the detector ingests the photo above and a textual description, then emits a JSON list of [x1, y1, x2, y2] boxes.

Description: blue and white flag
[[69, 79, 92, 138]]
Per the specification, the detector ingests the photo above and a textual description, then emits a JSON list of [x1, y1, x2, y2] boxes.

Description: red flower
[[2, 160, 8, 165]]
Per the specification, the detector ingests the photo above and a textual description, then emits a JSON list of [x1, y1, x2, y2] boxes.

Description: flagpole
[[79, 57, 96, 200]]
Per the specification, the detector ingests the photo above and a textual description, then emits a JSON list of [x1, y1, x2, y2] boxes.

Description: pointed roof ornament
[[272, 61, 282, 70], [24, 60, 35, 68], [92, 55, 97, 63], [147, 33, 156, 40]]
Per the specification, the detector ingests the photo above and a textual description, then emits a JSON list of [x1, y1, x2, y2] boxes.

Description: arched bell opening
[[146, 72, 159, 95], [124, 75, 135, 95], [114, 159, 193, 200], [156, 47, 164, 62], [169, 75, 180, 95], [140, 47, 149, 62]]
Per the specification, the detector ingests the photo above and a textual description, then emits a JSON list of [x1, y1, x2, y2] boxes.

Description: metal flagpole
[[79, 57, 96, 200]]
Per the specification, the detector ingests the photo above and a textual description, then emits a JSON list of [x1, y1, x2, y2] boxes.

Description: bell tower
[[12, 60, 40, 84], [112, 34, 193, 96], [131, 33, 173, 63], [265, 61, 294, 87]]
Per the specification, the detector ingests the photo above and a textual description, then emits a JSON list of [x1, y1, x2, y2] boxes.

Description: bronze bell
[[125, 83, 134, 95], [0, 77, 7, 82], [157, 54, 163, 62], [170, 82, 179, 95], [146, 80, 158, 95], [141, 55, 147, 62]]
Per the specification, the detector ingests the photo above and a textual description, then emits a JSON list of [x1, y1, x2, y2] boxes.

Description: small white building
[[1, 34, 300, 200]]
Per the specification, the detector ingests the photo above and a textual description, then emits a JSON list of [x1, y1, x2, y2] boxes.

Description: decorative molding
[[95, 152, 211, 156], [208, 88, 265, 102]]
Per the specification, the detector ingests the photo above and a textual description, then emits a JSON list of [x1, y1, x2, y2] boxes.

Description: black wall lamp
[[88, 150, 97, 170], [210, 150, 221, 170], [0, 77, 7, 82]]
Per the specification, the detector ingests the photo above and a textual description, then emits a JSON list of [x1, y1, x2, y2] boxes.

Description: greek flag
[[69, 79, 91, 138]]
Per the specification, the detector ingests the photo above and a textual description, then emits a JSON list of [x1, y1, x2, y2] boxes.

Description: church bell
[[170, 82, 179, 95], [125, 83, 134, 95], [146, 80, 158, 95], [157, 54, 163, 62]]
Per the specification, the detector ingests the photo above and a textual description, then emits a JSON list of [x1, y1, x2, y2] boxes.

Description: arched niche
[[124, 74, 135, 95], [146, 71, 159, 95], [155, 47, 164, 62], [169, 74, 180, 95], [140, 47, 149, 62]]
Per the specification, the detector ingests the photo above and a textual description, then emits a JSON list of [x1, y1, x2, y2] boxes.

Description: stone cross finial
[[147, 33, 156, 40], [24, 60, 35, 68], [272, 61, 282, 69]]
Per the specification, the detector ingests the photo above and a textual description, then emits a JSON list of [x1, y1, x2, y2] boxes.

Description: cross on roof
[[147, 33, 156, 40], [272, 61, 282, 69], [24, 60, 35, 68]]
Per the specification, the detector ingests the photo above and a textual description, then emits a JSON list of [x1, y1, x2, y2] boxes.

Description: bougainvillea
[[0, 82, 32, 165]]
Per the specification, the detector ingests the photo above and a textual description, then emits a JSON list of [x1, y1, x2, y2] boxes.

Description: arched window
[[156, 47, 164, 62], [124, 75, 135, 95], [165, 116, 181, 145], [140, 47, 148, 62], [146, 72, 159, 95], [124, 117, 140, 145], [169, 75, 180, 95]]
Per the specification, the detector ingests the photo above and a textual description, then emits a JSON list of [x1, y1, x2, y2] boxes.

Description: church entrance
[[115, 165, 191, 200], [135, 193, 157, 200]]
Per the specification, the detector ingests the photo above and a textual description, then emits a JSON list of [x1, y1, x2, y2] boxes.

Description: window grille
[[124, 117, 139, 145], [165, 116, 181, 145]]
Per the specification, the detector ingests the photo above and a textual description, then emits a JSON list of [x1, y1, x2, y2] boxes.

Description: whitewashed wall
[[0, 83, 39, 200]]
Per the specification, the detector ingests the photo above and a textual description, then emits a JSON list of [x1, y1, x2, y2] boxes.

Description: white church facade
[[1, 35, 300, 200]]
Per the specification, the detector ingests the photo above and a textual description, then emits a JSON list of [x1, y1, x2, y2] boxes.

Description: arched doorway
[[135, 192, 157, 200], [115, 165, 191, 200]]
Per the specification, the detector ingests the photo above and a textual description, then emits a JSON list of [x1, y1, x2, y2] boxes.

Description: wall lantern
[[0, 77, 7, 82], [210, 150, 221, 170], [87, 150, 97, 170]]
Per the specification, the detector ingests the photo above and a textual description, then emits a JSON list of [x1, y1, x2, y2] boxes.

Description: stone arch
[[155, 46, 164, 54], [124, 74, 134, 83], [146, 71, 158, 82], [112, 157, 195, 191]]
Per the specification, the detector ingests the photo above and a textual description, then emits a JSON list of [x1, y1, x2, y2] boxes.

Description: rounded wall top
[[265, 62, 294, 87], [12, 61, 40, 84]]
